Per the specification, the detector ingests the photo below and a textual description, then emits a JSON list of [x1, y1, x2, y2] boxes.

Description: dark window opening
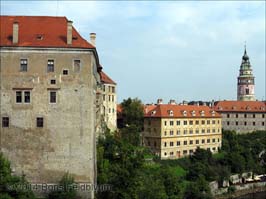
[[36, 117, 44, 127], [2, 117, 9, 127]]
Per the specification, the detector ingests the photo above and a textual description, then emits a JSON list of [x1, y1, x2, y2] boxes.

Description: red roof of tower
[[100, 71, 116, 85]]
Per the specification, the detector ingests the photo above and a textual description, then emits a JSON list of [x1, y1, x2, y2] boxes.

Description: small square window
[[63, 69, 68, 75], [16, 91, 22, 103], [36, 117, 43, 127], [51, 79, 56, 84], [20, 59, 28, 72], [47, 60, 54, 72], [50, 91, 57, 103], [74, 60, 81, 72], [2, 117, 9, 127]]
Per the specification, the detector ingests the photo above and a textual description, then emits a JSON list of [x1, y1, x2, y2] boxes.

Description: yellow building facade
[[143, 103, 222, 159]]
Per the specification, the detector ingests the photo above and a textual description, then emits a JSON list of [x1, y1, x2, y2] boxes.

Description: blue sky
[[1, 1, 265, 103]]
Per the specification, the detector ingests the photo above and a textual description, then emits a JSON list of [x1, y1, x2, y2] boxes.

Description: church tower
[[237, 46, 255, 101]]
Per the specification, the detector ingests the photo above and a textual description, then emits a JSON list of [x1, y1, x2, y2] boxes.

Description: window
[[184, 141, 187, 145], [263, 114, 265, 118], [212, 138, 215, 143], [2, 117, 9, 127], [227, 121, 230, 125], [183, 120, 187, 125], [103, 95, 105, 101], [170, 121, 174, 126], [196, 129, 199, 134], [165, 121, 167, 126], [212, 120, 215, 124], [51, 79, 56, 84], [148, 141, 150, 146], [207, 129, 210, 133], [47, 60, 54, 72], [201, 120, 205, 125], [196, 140, 199, 144], [202, 129, 205, 133], [253, 114, 255, 118], [103, 85, 106, 92], [183, 130, 187, 135], [74, 60, 81, 72], [207, 139, 210, 143], [202, 139, 205, 144], [212, 147, 216, 151], [253, 122, 255, 126], [189, 140, 193, 145], [170, 142, 174, 147], [218, 138, 220, 142], [109, 108, 111, 113], [24, 91, 31, 103], [164, 142, 167, 147], [189, 129, 193, 134], [20, 59, 27, 71], [262, 122, 265, 126], [189, 120, 193, 125], [176, 141, 180, 146], [164, 152, 167, 156], [164, 131, 167, 136], [227, 114, 230, 118], [36, 117, 44, 127], [50, 91, 57, 103], [195, 120, 199, 125], [16, 91, 22, 103], [244, 122, 247, 126], [236, 114, 238, 118], [236, 121, 238, 126], [154, 142, 157, 147], [112, 95, 114, 102], [189, 150, 193, 154], [177, 130, 180, 135], [112, 87, 115, 93], [176, 121, 180, 125], [63, 69, 68, 75], [212, 129, 215, 133], [207, 120, 210, 125], [183, 150, 187, 155], [170, 130, 174, 135]]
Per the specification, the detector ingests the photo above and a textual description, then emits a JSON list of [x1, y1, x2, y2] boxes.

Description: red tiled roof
[[0, 16, 95, 48], [144, 104, 221, 118], [100, 71, 116, 85], [214, 101, 266, 113]]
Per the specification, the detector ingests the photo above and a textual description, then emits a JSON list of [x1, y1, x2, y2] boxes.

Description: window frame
[[47, 59, 55, 73], [20, 58, 28, 72], [49, 91, 57, 104], [2, 117, 9, 128], [36, 117, 44, 128]]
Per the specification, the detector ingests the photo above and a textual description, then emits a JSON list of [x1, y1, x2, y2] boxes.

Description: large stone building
[[0, 16, 101, 198], [214, 101, 266, 133], [143, 100, 222, 159], [100, 71, 117, 131], [237, 47, 255, 101]]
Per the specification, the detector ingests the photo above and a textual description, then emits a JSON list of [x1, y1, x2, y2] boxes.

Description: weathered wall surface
[[0, 48, 98, 198]]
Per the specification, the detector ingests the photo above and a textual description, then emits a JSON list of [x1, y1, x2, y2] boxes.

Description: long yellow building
[[143, 101, 222, 159]]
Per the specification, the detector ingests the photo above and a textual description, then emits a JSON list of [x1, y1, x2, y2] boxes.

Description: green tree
[[0, 153, 36, 199]]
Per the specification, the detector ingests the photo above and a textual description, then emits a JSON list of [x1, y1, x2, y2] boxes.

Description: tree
[[120, 98, 144, 131], [0, 153, 36, 199]]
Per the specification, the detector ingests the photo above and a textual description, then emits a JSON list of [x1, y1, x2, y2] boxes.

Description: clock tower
[[237, 47, 255, 101]]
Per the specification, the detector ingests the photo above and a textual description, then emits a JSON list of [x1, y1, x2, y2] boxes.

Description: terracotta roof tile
[[0, 16, 95, 48], [144, 104, 221, 118], [214, 101, 266, 113], [100, 71, 116, 85]]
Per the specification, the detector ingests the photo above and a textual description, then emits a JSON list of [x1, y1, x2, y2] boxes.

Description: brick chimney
[[12, 22, 19, 44], [67, 20, 73, 45], [169, 99, 176, 105], [157, 99, 163, 104], [90, 33, 96, 46]]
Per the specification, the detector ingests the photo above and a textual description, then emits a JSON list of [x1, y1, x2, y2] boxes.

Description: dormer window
[[260, 107, 265, 111], [151, 111, 156, 115], [36, 34, 43, 40], [211, 110, 215, 116], [200, 111, 205, 117], [232, 106, 236, 110], [168, 110, 174, 116], [218, 106, 223, 110], [246, 106, 250, 110], [191, 110, 196, 116], [182, 110, 187, 116]]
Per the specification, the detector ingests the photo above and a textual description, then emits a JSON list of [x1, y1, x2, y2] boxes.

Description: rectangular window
[[207, 139, 210, 143], [236, 121, 239, 126], [262, 122, 265, 126], [202, 139, 205, 144], [227, 121, 230, 125], [36, 117, 44, 127], [176, 130, 180, 135], [202, 120, 205, 125], [176, 121, 180, 125], [202, 129, 205, 133], [189, 150, 193, 154], [253, 114, 255, 118], [20, 59, 27, 71], [170, 121, 174, 126], [236, 114, 238, 118], [112, 95, 114, 102], [189, 129, 193, 134], [176, 141, 180, 146], [263, 114, 265, 118], [103, 95, 105, 101], [244, 122, 247, 126], [212, 120, 215, 124], [47, 59, 54, 72], [183, 120, 187, 125], [63, 69, 68, 75], [189, 140, 193, 145], [227, 114, 230, 118], [164, 142, 167, 147], [165, 121, 167, 126], [207, 120, 210, 125], [50, 91, 57, 103], [195, 120, 199, 125], [196, 140, 199, 144], [212, 138, 215, 143], [16, 91, 22, 103], [207, 129, 210, 133], [74, 60, 81, 72], [170, 142, 174, 147], [183, 130, 187, 135], [24, 91, 31, 103], [196, 129, 199, 134], [170, 130, 174, 135], [189, 120, 193, 125], [112, 87, 115, 93], [184, 141, 187, 145], [212, 129, 215, 133], [253, 122, 255, 126], [244, 114, 247, 118], [183, 150, 187, 155], [2, 117, 9, 127], [51, 79, 56, 84]]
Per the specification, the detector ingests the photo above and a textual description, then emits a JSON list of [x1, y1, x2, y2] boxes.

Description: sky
[[1, 1, 265, 103]]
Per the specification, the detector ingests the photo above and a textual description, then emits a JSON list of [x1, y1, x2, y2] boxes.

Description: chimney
[[183, 100, 188, 105], [13, 22, 19, 44], [157, 99, 163, 104], [90, 33, 96, 46], [67, 20, 73, 45], [169, 99, 176, 105]]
